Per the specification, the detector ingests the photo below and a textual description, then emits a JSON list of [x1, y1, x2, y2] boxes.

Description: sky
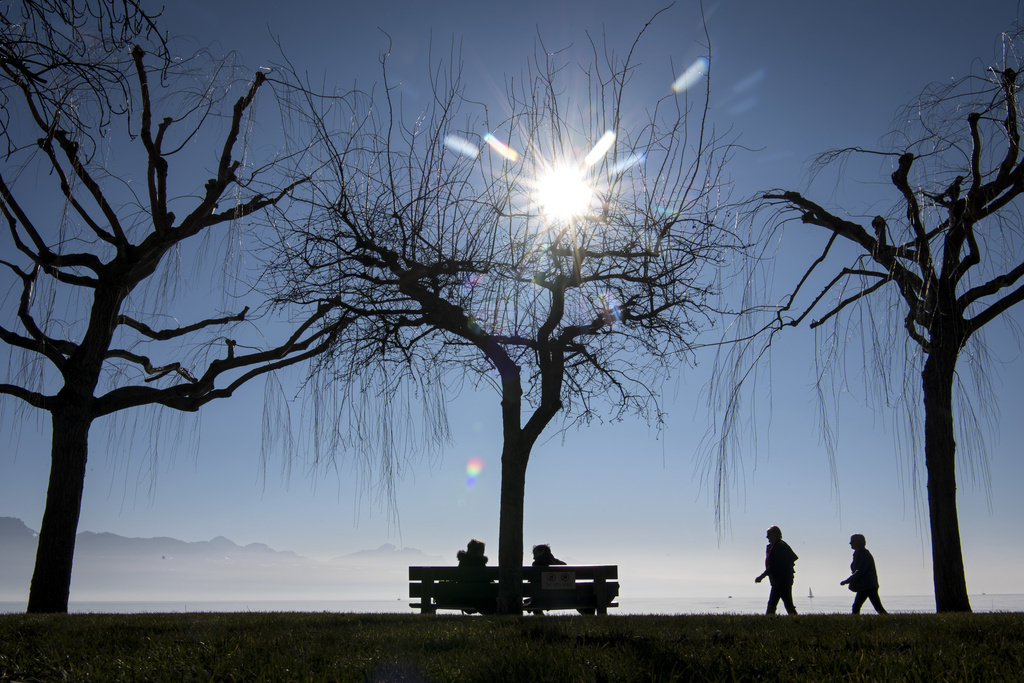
[[3, 0, 1024, 608]]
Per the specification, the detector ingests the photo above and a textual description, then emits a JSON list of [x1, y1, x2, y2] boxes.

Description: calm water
[[3, 594, 1022, 615]]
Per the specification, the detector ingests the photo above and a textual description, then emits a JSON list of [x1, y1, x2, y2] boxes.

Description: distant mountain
[[0, 517, 440, 603], [0, 518, 38, 600], [71, 530, 300, 559], [334, 543, 447, 564], [0, 516, 38, 546]]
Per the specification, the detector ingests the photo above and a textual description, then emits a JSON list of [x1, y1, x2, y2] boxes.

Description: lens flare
[[444, 135, 480, 158], [596, 292, 623, 327], [483, 133, 519, 162], [671, 56, 709, 93], [610, 153, 645, 176], [466, 457, 485, 486], [584, 131, 616, 167], [732, 67, 766, 94]]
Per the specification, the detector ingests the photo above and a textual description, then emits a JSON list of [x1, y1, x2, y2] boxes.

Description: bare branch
[[117, 307, 249, 341], [104, 349, 198, 382], [96, 302, 348, 416], [808, 270, 891, 329]]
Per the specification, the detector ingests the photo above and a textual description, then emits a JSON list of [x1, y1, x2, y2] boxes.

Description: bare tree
[[711, 26, 1024, 613], [267, 14, 741, 614], [1, 0, 345, 613]]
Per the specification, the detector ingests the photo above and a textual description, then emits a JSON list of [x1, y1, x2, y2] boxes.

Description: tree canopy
[[265, 19, 743, 612]]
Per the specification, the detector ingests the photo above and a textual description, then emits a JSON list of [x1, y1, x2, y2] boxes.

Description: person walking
[[840, 534, 888, 614], [755, 525, 799, 616]]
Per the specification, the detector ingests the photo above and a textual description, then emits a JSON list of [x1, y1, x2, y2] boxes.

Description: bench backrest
[[409, 565, 617, 583]]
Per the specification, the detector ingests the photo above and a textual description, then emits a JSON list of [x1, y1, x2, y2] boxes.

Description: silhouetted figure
[[755, 525, 799, 615], [532, 544, 566, 568], [455, 538, 493, 614], [840, 534, 888, 614], [457, 538, 488, 567], [528, 544, 575, 615]]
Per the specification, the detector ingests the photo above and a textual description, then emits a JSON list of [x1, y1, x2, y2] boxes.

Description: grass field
[[2, 611, 1022, 681]]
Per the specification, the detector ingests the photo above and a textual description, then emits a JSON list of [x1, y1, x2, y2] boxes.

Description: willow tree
[[267, 14, 741, 613], [1, 0, 345, 613], [715, 27, 1024, 613]]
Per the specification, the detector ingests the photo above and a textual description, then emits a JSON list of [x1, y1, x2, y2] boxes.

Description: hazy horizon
[[4, 516, 1021, 613]]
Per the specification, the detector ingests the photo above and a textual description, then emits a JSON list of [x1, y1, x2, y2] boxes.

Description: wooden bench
[[409, 565, 619, 615]]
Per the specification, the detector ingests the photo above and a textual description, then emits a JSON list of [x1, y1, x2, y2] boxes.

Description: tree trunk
[[26, 409, 92, 613], [496, 442, 528, 615], [921, 351, 972, 613]]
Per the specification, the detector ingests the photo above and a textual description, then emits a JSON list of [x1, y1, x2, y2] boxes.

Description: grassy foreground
[[1, 611, 1022, 681]]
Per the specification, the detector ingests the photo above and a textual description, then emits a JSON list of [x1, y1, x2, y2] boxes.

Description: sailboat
[[808, 587, 814, 599]]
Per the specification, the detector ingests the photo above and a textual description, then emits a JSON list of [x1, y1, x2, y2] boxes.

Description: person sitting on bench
[[455, 538, 493, 614], [532, 544, 566, 568], [457, 539, 488, 567], [528, 543, 571, 615]]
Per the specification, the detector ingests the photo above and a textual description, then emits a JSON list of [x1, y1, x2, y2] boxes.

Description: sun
[[534, 163, 594, 221]]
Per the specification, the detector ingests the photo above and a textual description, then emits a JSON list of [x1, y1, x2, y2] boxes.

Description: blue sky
[[3, 1, 1023, 606]]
